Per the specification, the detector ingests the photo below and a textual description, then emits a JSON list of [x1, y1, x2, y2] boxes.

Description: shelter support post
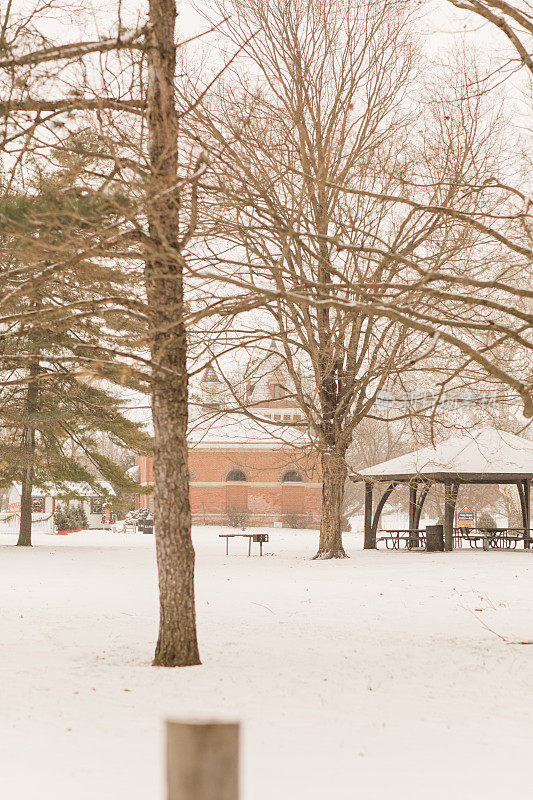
[[371, 483, 397, 543], [521, 480, 531, 549], [408, 484, 416, 529], [444, 482, 459, 552], [364, 481, 374, 549], [408, 483, 418, 547], [414, 483, 430, 529]]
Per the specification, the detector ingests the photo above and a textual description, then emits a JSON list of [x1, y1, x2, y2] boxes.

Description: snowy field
[[1, 527, 532, 800]]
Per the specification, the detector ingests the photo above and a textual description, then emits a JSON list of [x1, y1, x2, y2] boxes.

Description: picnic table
[[378, 527, 532, 551], [111, 522, 137, 534], [460, 528, 531, 549], [377, 528, 466, 550], [219, 533, 269, 556], [377, 529, 426, 550]]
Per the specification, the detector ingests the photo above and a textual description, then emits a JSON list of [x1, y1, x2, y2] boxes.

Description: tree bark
[[17, 435, 35, 547], [145, 0, 200, 666], [17, 360, 39, 547], [444, 481, 458, 552], [314, 450, 348, 559]]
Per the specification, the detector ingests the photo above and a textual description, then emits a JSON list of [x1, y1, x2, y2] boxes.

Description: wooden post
[[524, 480, 531, 550], [363, 481, 374, 549], [413, 483, 430, 529], [408, 483, 418, 548], [444, 482, 455, 552], [370, 482, 397, 544], [167, 721, 239, 800]]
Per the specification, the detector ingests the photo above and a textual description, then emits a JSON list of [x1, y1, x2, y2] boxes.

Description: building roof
[[188, 411, 311, 450], [125, 465, 141, 483], [248, 339, 297, 404], [12, 480, 115, 497], [354, 427, 533, 483]]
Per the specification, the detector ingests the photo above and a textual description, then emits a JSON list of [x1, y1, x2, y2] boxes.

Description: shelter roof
[[354, 428, 533, 483]]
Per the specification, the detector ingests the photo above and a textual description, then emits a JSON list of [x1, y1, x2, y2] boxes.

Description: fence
[[0, 512, 55, 534]]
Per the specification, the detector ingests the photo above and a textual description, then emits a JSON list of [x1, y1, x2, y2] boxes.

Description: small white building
[[2, 481, 116, 530]]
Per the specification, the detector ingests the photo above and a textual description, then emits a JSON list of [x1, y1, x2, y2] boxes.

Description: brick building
[[137, 344, 322, 528]]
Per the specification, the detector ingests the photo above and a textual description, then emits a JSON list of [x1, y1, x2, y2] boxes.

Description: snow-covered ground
[[1, 527, 532, 799]]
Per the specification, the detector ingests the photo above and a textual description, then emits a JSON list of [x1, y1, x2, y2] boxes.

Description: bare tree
[[183, 0, 530, 556], [445, 1, 533, 77], [143, 0, 202, 666]]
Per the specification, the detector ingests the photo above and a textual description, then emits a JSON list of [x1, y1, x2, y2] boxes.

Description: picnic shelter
[[352, 427, 533, 551]]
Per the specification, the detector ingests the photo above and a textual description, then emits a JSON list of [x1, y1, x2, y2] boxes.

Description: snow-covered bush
[[55, 505, 84, 530], [124, 508, 149, 524], [226, 508, 250, 529], [478, 512, 497, 531], [72, 504, 88, 529], [54, 506, 68, 530], [283, 512, 314, 530]]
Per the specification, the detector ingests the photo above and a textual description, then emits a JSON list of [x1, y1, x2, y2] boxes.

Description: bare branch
[[0, 26, 148, 69]]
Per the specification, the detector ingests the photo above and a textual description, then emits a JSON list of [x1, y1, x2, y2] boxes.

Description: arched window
[[282, 470, 303, 483], [226, 469, 248, 482]]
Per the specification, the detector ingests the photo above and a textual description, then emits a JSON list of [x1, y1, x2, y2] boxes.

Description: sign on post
[[457, 507, 475, 528]]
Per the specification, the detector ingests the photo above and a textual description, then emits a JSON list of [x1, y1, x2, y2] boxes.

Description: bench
[[123, 523, 137, 534], [219, 533, 269, 556]]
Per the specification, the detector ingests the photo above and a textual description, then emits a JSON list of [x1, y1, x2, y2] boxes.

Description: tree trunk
[[17, 439, 35, 547], [146, 0, 200, 666], [314, 450, 348, 559], [17, 360, 39, 547]]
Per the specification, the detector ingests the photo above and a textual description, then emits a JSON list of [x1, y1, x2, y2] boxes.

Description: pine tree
[[0, 172, 152, 545]]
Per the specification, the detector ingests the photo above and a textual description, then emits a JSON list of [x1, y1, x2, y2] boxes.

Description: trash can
[[137, 518, 154, 534], [425, 524, 444, 552]]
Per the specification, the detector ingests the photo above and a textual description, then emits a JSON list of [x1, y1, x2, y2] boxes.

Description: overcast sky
[[40, 0, 508, 54]]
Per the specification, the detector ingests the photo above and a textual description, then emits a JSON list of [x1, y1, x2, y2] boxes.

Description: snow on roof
[[131, 409, 310, 448], [125, 465, 141, 482], [356, 427, 533, 481], [13, 480, 116, 498], [188, 411, 311, 449]]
